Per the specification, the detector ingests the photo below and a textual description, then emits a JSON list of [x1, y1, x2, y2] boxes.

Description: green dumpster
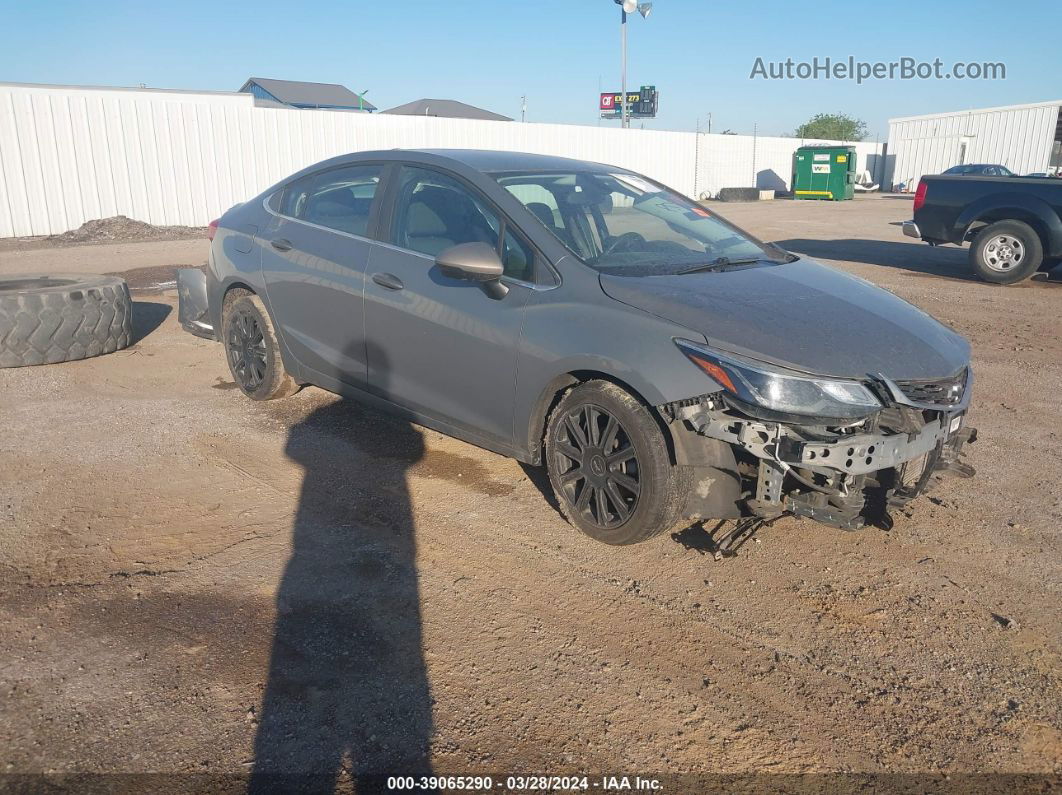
[[792, 145, 856, 201]]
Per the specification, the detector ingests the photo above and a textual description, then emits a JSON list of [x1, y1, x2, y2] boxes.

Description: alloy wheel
[[553, 404, 641, 530], [226, 308, 267, 391]]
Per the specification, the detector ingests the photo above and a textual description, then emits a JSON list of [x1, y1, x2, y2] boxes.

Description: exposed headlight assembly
[[675, 339, 882, 420]]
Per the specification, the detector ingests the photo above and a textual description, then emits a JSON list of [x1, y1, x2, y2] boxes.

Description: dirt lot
[[1, 197, 1059, 787]]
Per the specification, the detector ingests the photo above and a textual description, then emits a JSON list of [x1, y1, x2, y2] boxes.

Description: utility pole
[[597, 75, 602, 126], [520, 95, 527, 123], [620, 6, 628, 129], [752, 122, 758, 186], [613, 0, 651, 129]]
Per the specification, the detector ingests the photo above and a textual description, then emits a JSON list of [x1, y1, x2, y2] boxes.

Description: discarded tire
[[0, 274, 133, 368]]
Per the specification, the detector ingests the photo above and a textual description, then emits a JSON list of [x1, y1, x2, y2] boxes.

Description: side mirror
[[436, 242, 503, 281], [435, 242, 508, 298]]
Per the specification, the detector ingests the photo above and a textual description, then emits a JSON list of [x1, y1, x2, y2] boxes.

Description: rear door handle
[[372, 272, 404, 291], [270, 238, 292, 252]]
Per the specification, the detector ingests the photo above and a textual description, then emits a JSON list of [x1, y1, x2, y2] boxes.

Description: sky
[[1, 0, 1059, 139]]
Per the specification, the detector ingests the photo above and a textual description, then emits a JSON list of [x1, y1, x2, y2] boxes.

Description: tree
[[793, 113, 868, 142]]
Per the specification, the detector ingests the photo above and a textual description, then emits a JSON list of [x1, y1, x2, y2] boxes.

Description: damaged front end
[[662, 340, 977, 531]]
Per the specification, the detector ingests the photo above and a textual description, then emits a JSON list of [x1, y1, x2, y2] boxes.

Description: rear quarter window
[[266, 190, 284, 213]]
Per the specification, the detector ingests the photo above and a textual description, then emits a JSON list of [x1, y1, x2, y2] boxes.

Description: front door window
[[391, 167, 535, 281]]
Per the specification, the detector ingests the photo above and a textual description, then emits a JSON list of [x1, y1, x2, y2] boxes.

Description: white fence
[[0, 82, 885, 238]]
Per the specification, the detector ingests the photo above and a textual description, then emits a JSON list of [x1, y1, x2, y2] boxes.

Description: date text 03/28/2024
[[386, 775, 663, 791]]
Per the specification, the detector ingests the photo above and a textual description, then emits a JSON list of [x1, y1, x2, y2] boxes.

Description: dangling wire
[[710, 516, 779, 559]]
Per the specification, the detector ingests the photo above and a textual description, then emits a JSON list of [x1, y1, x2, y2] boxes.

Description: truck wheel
[[970, 220, 1043, 284], [544, 380, 690, 545], [221, 293, 299, 400], [0, 274, 132, 368]]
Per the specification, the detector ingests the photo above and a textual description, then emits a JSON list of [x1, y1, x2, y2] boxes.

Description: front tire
[[221, 293, 299, 400], [544, 380, 690, 545], [969, 220, 1043, 284]]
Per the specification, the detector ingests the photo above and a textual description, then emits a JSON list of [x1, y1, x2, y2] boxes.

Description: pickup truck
[[903, 175, 1062, 284]]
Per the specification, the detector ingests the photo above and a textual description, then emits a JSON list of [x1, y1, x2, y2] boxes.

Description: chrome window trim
[[264, 193, 559, 291]]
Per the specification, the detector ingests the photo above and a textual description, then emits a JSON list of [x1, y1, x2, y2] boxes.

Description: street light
[[613, 0, 652, 129], [358, 88, 370, 112]]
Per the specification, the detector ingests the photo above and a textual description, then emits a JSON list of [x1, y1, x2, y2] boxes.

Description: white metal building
[[886, 100, 1062, 190]]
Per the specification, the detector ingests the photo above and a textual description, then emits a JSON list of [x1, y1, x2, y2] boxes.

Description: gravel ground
[[0, 196, 1059, 789]]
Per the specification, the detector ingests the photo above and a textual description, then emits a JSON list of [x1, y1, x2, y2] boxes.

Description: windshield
[[494, 170, 786, 275]]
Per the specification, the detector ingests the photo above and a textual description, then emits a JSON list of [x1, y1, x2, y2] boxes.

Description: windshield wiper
[[676, 256, 766, 275]]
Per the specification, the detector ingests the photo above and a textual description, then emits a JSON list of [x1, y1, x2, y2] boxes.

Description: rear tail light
[[206, 218, 219, 241], [912, 180, 928, 213]]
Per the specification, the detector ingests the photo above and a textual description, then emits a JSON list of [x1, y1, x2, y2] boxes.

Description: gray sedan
[[178, 149, 976, 543]]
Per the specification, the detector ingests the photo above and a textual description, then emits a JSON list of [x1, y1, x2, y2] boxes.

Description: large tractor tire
[[0, 274, 133, 368]]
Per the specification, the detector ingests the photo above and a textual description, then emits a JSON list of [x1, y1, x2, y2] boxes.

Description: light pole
[[614, 0, 652, 129], [358, 89, 370, 112]]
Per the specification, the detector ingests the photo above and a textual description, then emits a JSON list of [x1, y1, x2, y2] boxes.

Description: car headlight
[[675, 339, 882, 420]]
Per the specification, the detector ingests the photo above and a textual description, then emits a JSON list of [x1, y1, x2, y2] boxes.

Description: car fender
[[208, 221, 305, 382], [514, 279, 724, 464], [211, 272, 303, 380], [955, 192, 1062, 253]]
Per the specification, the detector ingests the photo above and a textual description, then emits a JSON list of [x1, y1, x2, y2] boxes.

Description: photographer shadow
[[250, 343, 433, 792]]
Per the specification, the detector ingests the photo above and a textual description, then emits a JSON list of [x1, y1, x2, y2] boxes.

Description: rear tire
[[544, 380, 690, 545], [221, 293, 299, 400], [969, 220, 1043, 284]]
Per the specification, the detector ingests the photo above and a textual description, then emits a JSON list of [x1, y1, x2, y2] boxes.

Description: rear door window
[[298, 165, 382, 237]]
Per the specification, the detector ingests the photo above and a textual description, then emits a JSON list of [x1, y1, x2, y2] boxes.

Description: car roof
[[266, 148, 635, 200], [348, 148, 623, 174]]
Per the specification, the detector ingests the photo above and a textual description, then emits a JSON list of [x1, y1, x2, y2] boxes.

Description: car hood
[[599, 258, 970, 380]]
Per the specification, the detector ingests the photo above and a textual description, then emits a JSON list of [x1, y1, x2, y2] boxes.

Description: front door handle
[[372, 272, 404, 291], [270, 238, 292, 252]]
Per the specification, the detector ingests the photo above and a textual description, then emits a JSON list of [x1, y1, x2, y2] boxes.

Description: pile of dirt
[[46, 216, 206, 245]]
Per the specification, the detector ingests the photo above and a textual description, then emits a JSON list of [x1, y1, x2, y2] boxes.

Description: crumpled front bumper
[[766, 413, 965, 477], [669, 386, 977, 530], [177, 267, 216, 340]]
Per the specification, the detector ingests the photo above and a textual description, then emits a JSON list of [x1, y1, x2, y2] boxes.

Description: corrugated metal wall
[[886, 102, 1060, 189], [0, 82, 883, 238]]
